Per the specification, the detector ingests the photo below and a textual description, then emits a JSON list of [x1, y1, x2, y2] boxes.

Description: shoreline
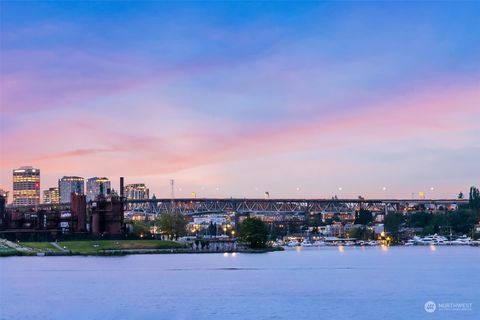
[[0, 238, 284, 257], [0, 247, 284, 257], [4, 243, 480, 257]]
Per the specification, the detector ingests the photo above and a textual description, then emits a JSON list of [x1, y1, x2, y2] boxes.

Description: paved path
[[50, 242, 70, 253], [1, 238, 35, 253]]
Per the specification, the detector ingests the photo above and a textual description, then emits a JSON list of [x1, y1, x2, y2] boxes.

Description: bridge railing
[[8, 198, 468, 215]]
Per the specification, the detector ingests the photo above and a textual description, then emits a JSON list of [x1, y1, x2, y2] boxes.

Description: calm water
[[1, 246, 479, 320]]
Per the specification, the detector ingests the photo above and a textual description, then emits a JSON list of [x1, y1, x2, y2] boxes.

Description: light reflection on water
[[1, 246, 478, 320]]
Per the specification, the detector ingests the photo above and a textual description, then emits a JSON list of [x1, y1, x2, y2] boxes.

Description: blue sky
[[1, 1, 479, 199]]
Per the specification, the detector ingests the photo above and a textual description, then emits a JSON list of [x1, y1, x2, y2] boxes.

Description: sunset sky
[[1, 1, 479, 200]]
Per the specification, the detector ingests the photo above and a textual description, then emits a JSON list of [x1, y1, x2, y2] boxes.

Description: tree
[[132, 221, 151, 238], [239, 217, 269, 248], [407, 212, 432, 228], [469, 186, 480, 212], [384, 212, 405, 241], [269, 224, 286, 240], [447, 209, 479, 234], [307, 213, 323, 228], [458, 192, 464, 199], [355, 209, 373, 225], [349, 226, 372, 241], [157, 213, 187, 240], [207, 222, 217, 236]]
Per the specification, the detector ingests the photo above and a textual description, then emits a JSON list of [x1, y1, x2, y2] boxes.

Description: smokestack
[[119, 177, 125, 220], [120, 177, 124, 198]]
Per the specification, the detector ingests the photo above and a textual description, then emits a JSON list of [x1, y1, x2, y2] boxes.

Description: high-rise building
[[59, 176, 84, 203], [43, 187, 60, 204], [124, 183, 149, 200], [12, 166, 40, 206], [86, 177, 111, 202]]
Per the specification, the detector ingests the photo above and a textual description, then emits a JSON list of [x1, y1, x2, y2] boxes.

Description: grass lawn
[[21, 242, 62, 252], [58, 240, 184, 254]]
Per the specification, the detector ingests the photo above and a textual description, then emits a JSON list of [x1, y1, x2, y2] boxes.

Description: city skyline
[[1, 165, 473, 203], [1, 2, 480, 199]]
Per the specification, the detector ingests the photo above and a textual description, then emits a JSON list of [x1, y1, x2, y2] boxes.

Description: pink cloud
[[0, 46, 246, 116], [1, 76, 478, 197]]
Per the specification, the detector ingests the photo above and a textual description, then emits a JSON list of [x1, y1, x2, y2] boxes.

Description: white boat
[[301, 239, 313, 247], [313, 240, 326, 246], [413, 234, 448, 245], [419, 235, 435, 245], [411, 236, 422, 245], [287, 240, 299, 247], [451, 235, 472, 245], [405, 239, 415, 246]]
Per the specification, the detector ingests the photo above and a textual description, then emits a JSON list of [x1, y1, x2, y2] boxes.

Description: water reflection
[[1, 247, 478, 320]]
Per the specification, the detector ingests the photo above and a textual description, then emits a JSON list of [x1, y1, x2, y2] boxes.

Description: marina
[[281, 235, 480, 247]]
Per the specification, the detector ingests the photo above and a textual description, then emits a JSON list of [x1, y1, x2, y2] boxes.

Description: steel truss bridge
[[10, 198, 467, 216], [126, 198, 467, 216]]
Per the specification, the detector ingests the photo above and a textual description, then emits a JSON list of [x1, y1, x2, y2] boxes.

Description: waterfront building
[[86, 177, 111, 202], [42, 187, 60, 204], [124, 183, 149, 210], [0, 189, 9, 204], [59, 176, 84, 203], [193, 215, 227, 226], [12, 166, 40, 206], [91, 192, 123, 236], [124, 208, 156, 221], [124, 183, 149, 200], [188, 215, 232, 235], [374, 224, 385, 234]]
